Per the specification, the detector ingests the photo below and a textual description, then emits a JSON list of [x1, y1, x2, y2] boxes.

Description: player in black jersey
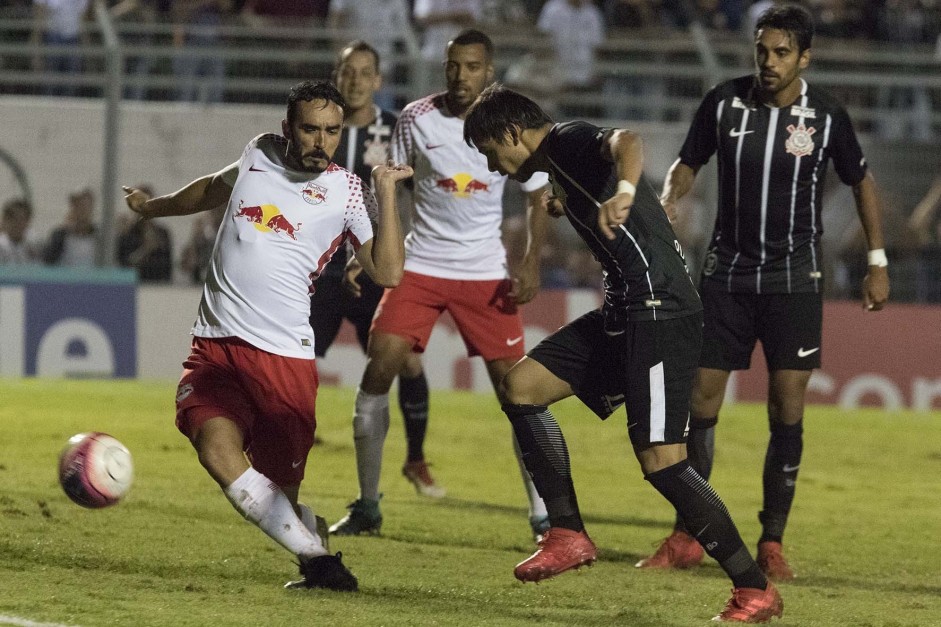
[[637, 5, 890, 580], [464, 85, 784, 623], [307, 41, 442, 505]]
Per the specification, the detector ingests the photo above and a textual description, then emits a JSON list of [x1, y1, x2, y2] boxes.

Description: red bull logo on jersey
[[235, 201, 302, 240], [435, 173, 489, 197], [301, 181, 328, 205], [785, 123, 816, 158]]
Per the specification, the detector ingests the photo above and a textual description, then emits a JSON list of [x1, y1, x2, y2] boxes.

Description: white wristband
[[617, 180, 636, 197], [867, 248, 888, 267]]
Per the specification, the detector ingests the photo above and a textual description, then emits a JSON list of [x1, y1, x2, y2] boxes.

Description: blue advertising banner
[[0, 267, 137, 378]]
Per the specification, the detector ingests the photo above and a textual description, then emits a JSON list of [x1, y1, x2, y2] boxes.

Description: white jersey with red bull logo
[[392, 93, 548, 280], [192, 133, 377, 359]]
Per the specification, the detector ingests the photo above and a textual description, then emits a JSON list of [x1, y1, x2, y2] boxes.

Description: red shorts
[[371, 271, 526, 361], [175, 336, 319, 487]]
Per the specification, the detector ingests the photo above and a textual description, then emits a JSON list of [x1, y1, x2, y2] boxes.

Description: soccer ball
[[58, 432, 134, 508]]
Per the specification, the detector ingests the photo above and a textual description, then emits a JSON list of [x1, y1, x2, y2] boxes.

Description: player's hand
[[542, 190, 565, 218], [862, 265, 889, 312], [372, 162, 414, 187], [599, 191, 633, 240], [343, 257, 365, 298], [509, 255, 540, 305], [122, 186, 153, 218]]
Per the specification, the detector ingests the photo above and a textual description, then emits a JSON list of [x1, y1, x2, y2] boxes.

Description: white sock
[[353, 387, 390, 502], [224, 467, 327, 559], [513, 432, 548, 521], [298, 502, 329, 551]]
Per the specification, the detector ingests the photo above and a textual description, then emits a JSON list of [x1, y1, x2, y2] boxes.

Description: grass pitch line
[[0, 616, 80, 627]]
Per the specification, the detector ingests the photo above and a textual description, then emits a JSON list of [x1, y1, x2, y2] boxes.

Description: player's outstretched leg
[[503, 403, 596, 581]]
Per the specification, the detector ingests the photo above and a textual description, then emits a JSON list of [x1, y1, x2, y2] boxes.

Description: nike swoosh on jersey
[[782, 463, 800, 472], [425, 143, 444, 150], [291, 459, 303, 468], [729, 129, 754, 137], [797, 347, 819, 358], [249, 165, 267, 172], [505, 336, 523, 346]]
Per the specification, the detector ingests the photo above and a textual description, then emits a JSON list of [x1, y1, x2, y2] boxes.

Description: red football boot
[[757, 541, 795, 581], [635, 530, 705, 569], [514, 527, 597, 582], [712, 582, 784, 623]]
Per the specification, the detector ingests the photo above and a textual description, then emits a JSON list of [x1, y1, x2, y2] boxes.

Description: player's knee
[[500, 367, 539, 405]]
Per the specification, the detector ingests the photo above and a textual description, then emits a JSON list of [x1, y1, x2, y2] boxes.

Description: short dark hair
[[449, 28, 494, 59], [334, 40, 381, 78], [2, 197, 31, 220], [286, 80, 347, 126], [755, 4, 814, 53], [463, 84, 553, 147]]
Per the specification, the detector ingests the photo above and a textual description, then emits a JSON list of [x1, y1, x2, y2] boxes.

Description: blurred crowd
[[1, 0, 939, 297]]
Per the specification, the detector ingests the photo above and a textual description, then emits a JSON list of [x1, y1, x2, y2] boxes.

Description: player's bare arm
[[510, 186, 551, 305], [660, 159, 700, 224], [123, 172, 232, 219], [852, 171, 890, 311], [355, 163, 413, 287], [598, 129, 644, 240]]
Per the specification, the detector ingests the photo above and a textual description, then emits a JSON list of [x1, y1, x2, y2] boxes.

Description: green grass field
[[0, 379, 938, 626]]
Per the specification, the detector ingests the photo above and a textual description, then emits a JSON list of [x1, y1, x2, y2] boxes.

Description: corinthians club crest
[[785, 123, 816, 158]]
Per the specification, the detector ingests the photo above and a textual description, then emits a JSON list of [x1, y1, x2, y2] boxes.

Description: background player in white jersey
[[122, 80, 413, 591], [310, 41, 438, 498], [330, 29, 551, 539], [637, 5, 890, 579]]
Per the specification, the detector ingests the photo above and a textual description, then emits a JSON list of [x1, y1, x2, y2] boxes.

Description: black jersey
[[322, 106, 398, 277], [543, 122, 702, 326], [680, 76, 868, 294]]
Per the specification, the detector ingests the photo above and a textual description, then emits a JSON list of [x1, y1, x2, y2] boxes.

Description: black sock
[[647, 460, 767, 590], [675, 416, 717, 533], [759, 420, 803, 544], [399, 373, 429, 463], [503, 403, 583, 532]]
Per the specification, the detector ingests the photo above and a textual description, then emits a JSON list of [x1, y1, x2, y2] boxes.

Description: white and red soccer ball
[[58, 432, 134, 508]]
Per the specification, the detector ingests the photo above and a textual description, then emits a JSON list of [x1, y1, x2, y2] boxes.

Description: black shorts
[[699, 279, 822, 371], [309, 273, 385, 357], [528, 309, 702, 447]]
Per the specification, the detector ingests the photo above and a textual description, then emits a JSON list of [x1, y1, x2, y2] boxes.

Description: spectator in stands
[[30, 0, 91, 96], [0, 197, 41, 264], [43, 186, 97, 267], [111, 0, 169, 101], [413, 0, 482, 63], [602, 0, 661, 122], [116, 183, 173, 282], [180, 204, 224, 284], [327, 0, 413, 110], [172, 0, 233, 103], [537, 0, 604, 115], [240, 0, 327, 27], [875, 0, 935, 142], [907, 174, 941, 302]]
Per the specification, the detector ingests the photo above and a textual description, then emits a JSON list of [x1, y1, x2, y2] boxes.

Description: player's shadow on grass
[[424, 496, 669, 530]]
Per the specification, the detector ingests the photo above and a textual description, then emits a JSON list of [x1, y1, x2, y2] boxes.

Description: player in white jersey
[[330, 29, 552, 540], [122, 80, 412, 592]]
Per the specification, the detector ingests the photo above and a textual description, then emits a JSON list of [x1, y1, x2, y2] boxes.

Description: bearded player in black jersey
[[464, 85, 783, 623], [636, 5, 890, 580]]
